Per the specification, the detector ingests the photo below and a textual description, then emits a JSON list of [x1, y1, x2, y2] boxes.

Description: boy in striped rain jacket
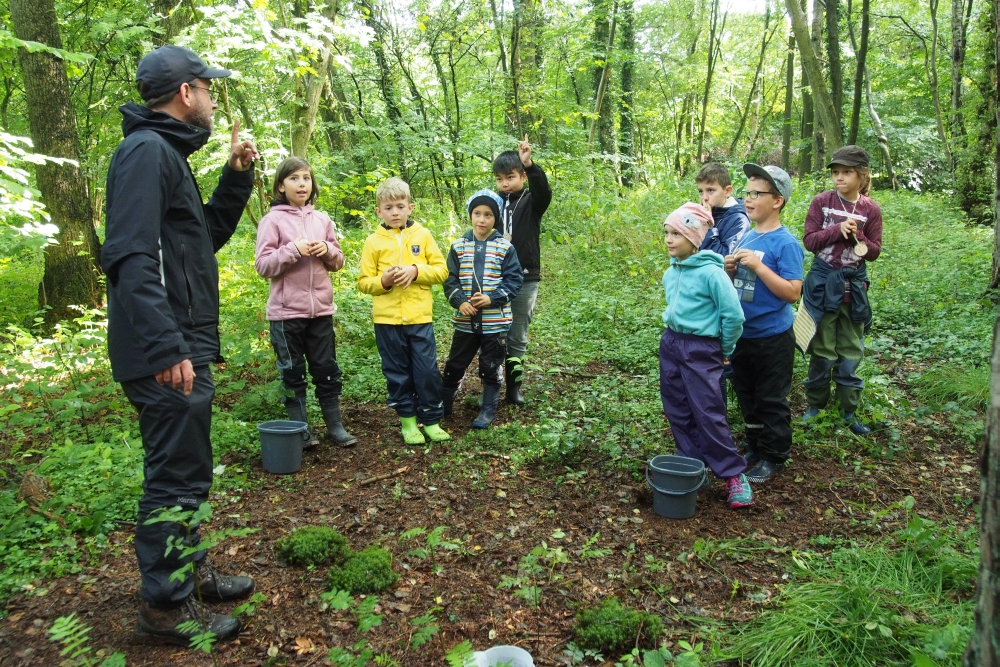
[[442, 190, 523, 429]]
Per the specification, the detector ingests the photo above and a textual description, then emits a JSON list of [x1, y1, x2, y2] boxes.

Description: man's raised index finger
[[231, 118, 241, 147]]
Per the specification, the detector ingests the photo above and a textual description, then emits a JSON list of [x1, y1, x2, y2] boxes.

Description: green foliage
[[47, 613, 126, 667], [726, 501, 976, 667], [409, 607, 441, 648], [327, 545, 400, 595], [573, 597, 664, 654], [276, 526, 349, 567], [445, 641, 476, 667], [913, 364, 990, 412]]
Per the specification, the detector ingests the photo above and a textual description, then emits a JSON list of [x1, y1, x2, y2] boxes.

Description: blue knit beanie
[[466, 189, 503, 223]]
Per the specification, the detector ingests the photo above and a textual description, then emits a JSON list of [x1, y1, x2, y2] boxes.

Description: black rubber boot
[[321, 398, 357, 447], [442, 385, 460, 416], [473, 384, 502, 429], [505, 357, 525, 407], [286, 398, 319, 448]]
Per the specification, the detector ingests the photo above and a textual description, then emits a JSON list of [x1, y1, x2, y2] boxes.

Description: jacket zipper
[[301, 210, 315, 319], [668, 265, 683, 330]]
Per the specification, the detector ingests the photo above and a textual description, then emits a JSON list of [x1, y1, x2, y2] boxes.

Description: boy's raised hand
[[518, 134, 533, 168]]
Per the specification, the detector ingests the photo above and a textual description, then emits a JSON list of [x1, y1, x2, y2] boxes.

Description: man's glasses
[[188, 84, 216, 103], [743, 189, 779, 200]]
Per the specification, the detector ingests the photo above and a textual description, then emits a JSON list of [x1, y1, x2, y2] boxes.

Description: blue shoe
[[801, 407, 820, 423], [844, 413, 872, 435]]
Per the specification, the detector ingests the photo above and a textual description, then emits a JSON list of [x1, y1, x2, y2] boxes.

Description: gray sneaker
[[134, 597, 240, 646]]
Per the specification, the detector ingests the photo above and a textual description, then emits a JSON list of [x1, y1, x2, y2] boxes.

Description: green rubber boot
[[400, 416, 426, 445], [423, 423, 451, 442]]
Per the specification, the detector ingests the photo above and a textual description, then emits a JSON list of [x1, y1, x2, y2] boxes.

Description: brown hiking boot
[[134, 597, 241, 646], [196, 562, 255, 602]]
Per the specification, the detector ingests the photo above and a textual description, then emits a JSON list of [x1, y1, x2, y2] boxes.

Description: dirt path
[[0, 392, 980, 666]]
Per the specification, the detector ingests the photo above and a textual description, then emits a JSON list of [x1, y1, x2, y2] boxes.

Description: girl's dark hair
[[272, 157, 317, 205], [857, 166, 872, 197]]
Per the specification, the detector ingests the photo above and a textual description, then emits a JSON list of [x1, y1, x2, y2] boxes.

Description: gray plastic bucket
[[473, 645, 534, 667], [258, 420, 310, 474], [646, 455, 708, 520]]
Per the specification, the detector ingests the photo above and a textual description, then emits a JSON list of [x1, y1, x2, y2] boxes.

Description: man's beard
[[187, 99, 214, 133]]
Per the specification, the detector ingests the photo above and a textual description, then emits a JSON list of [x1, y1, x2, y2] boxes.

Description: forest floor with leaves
[[0, 366, 980, 667]]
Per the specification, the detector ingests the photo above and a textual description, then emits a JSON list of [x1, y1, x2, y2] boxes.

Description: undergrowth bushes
[[727, 501, 976, 666]]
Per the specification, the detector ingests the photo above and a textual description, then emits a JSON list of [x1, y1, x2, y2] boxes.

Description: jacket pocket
[[180, 243, 195, 325]]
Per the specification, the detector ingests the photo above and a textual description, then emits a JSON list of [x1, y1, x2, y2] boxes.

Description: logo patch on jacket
[[410, 244, 421, 256]]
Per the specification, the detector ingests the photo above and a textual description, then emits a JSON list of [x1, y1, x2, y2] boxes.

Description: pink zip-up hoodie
[[255, 203, 346, 321]]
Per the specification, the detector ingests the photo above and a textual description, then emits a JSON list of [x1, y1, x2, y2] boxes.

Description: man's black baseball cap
[[827, 145, 870, 168], [136, 45, 231, 101]]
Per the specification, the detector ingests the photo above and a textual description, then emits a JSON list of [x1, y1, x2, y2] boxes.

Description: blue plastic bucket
[[258, 420, 310, 474], [646, 455, 708, 519]]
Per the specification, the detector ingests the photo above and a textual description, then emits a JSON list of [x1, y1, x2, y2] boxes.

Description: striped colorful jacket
[[444, 230, 523, 335]]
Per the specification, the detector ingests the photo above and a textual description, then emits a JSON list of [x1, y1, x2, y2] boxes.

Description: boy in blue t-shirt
[[724, 164, 804, 484]]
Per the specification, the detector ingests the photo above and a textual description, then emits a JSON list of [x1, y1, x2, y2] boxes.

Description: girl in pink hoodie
[[255, 157, 356, 448]]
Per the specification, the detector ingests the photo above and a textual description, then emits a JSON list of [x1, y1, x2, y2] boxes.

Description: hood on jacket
[[269, 203, 315, 215], [119, 101, 209, 157], [461, 229, 503, 243], [712, 198, 749, 223], [670, 250, 726, 270]]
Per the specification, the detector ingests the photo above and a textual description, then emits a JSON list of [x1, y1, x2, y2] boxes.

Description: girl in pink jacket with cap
[[255, 157, 356, 448]]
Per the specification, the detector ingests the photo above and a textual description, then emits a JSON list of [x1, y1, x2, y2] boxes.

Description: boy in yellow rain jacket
[[358, 177, 450, 445]]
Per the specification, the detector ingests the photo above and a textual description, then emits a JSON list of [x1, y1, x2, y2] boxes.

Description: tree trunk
[[810, 0, 827, 167], [361, 1, 407, 179], [782, 32, 796, 170], [963, 314, 1000, 666], [152, 0, 199, 46], [591, 0, 616, 155], [731, 6, 774, 155], [826, 0, 843, 127], [800, 62, 814, 175], [929, 0, 954, 170], [786, 0, 843, 154], [951, 0, 972, 145], [696, 0, 728, 161], [589, 1, 618, 153], [847, 0, 870, 144], [10, 0, 102, 324], [991, 0, 1000, 291], [618, 0, 636, 187]]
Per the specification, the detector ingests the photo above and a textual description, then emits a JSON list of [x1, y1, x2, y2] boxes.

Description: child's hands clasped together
[[295, 238, 329, 257], [381, 265, 418, 290]]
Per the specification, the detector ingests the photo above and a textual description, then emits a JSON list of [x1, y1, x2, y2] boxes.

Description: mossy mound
[[574, 597, 663, 654], [327, 545, 400, 594], [275, 526, 349, 567]]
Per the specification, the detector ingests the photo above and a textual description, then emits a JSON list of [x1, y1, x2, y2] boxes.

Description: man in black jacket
[[493, 136, 552, 406], [102, 45, 258, 646]]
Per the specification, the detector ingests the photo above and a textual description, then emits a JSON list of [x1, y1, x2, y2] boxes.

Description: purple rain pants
[[659, 328, 747, 479]]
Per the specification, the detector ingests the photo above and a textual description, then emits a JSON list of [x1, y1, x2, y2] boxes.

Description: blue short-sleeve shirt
[[731, 226, 805, 338]]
